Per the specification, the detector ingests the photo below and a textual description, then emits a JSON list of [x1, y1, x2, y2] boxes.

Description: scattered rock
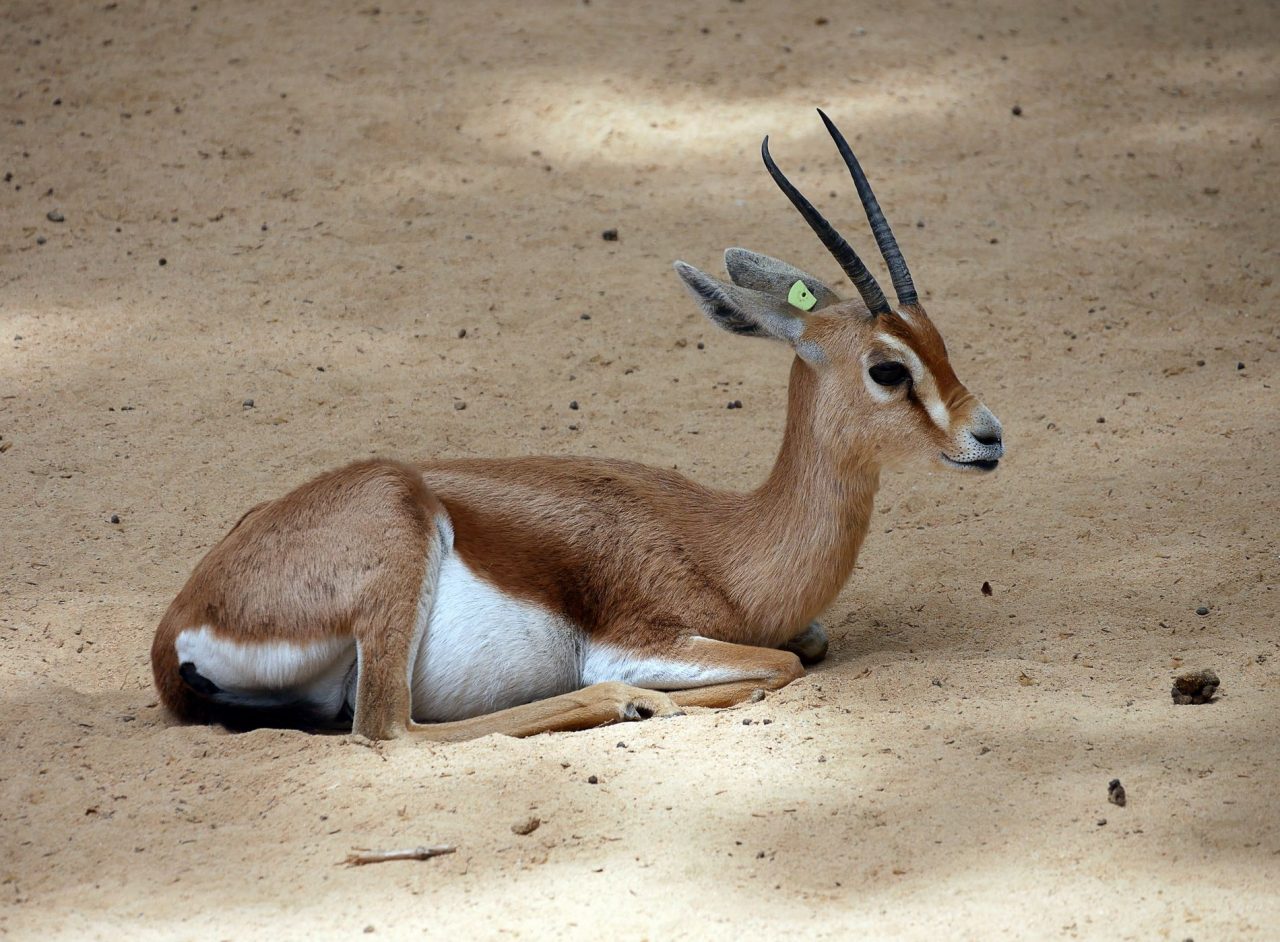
[[158, 257, 167, 266], [1172, 668, 1219, 705], [457, 327, 467, 338], [586, 774, 598, 784], [727, 400, 742, 409], [242, 398, 255, 409], [109, 514, 120, 524], [1011, 104, 1023, 116], [569, 400, 579, 410], [1107, 778, 1126, 807], [46, 210, 64, 222], [580, 313, 591, 320], [601, 228, 618, 241], [1096, 817, 1107, 827], [511, 816, 541, 836], [981, 580, 992, 596], [1195, 606, 1209, 616], [453, 401, 466, 411], [36, 235, 46, 245]]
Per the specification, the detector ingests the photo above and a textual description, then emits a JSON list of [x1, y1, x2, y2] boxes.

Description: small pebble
[[1096, 818, 1107, 827], [696, 341, 704, 350], [1195, 605, 1209, 616], [1011, 104, 1023, 116], [46, 210, 64, 223], [242, 398, 255, 409], [727, 400, 742, 409], [742, 718, 752, 725], [109, 514, 120, 524], [981, 580, 993, 596], [457, 327, 467, 338], [36, 236, 46, 245], [569, 400, 579, 410], [453, 401, 466, 411], [587, 774, 598, 785], [511, 816, 541, 836], [580, 313, 591, 320], [158, 257, 167, 266], [1108, 778, 1127, 807], [601, 228, 618, 241], [1236, 362, 1245, 370]]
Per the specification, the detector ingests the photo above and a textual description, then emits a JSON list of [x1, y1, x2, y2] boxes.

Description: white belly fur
[[411, 548, 581, 722]]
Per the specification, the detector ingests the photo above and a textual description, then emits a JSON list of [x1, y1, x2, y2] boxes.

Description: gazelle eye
[[869, 362, 909, 386]]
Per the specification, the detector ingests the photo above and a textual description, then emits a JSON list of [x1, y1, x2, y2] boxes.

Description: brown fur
[[152, 293, 995, 742]]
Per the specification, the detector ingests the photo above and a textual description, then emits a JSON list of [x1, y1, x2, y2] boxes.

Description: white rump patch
[[174, 626, 354, 715]]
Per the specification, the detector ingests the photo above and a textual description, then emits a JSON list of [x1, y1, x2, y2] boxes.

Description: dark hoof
[[782, 621, 829, 665]]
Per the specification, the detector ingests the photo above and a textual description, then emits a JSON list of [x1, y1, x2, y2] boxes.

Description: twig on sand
[[344, 845, 457, 867]]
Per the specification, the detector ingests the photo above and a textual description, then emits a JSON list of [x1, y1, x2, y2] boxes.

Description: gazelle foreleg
[[588, 635, 806, 711], [781, 620, 828, 665]]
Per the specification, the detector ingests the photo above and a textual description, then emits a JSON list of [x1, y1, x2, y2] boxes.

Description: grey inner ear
[[723, 248, 841, 309], [673, 261, 804, 343]]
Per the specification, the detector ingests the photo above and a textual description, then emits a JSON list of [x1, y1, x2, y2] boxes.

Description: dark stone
[[1171, 668, 1220, 705]]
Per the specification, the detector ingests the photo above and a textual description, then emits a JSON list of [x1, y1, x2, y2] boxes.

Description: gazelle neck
[[726, 357, 880, 644]]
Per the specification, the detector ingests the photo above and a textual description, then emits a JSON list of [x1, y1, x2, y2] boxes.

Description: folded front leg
[[586, 635, 805, 711], [781, 620, 829, 665]]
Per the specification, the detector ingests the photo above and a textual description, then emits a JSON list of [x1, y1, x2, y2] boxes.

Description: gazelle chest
[[409, 548, 581, 722]]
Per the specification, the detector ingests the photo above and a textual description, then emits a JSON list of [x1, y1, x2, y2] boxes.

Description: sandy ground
[[2, 0, 1278, 938]]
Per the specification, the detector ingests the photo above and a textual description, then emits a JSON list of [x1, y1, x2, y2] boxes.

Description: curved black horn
[[817, 109, 918, 308], [761, 136, 891, 317]]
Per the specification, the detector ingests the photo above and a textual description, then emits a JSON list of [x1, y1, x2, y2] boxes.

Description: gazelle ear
[[723, 248, 841, 310], [673, 261, 806, 345]]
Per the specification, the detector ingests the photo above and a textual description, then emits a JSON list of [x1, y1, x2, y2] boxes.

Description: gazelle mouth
[[941, 454, 1000, 472]]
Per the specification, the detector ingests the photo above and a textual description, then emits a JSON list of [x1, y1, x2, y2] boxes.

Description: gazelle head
[[674, 111, 1004, 474]]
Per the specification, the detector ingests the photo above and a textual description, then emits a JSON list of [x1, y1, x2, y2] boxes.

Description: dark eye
[[869, 361, 910, 386]]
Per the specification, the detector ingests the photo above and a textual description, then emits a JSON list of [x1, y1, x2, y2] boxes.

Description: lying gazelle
[[152, 111, 1004, 741]]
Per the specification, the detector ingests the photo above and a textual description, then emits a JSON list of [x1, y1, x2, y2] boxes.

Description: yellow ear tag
[[788, 280, 817, 311]]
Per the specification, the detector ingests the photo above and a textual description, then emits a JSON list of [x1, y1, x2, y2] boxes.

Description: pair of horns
[[762, 110, 917, 316]]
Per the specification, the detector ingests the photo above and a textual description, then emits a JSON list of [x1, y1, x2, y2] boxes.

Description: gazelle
[[151, 111, 1004, 742]]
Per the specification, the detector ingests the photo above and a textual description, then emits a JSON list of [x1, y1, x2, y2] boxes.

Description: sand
[[2, 0, 1277, 938]]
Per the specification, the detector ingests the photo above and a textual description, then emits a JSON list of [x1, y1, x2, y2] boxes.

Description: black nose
[[972, 430, 1002, 446]]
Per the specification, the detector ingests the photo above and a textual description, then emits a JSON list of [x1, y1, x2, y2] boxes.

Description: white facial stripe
[[873, 334, 952, 431]]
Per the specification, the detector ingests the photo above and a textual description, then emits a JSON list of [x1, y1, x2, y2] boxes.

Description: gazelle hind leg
[[402, 682, 683, 743]]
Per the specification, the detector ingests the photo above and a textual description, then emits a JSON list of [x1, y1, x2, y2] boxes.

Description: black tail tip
[[178, 661, 221, 696]]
